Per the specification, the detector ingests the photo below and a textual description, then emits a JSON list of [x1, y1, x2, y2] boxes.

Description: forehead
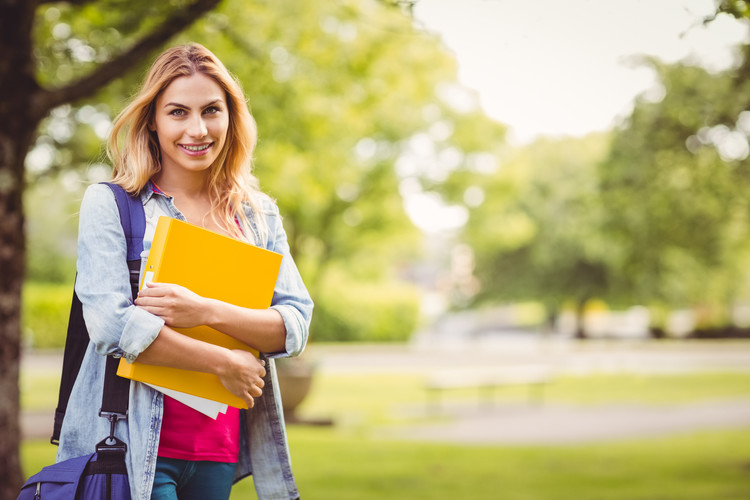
[[158, 73, 225, 105]]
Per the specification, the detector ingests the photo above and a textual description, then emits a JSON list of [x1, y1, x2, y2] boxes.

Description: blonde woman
[[57, 43, 313, 500]]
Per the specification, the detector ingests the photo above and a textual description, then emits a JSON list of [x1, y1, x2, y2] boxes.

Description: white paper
[[141, 271, 154, 289], [145, 383, 228, 419]]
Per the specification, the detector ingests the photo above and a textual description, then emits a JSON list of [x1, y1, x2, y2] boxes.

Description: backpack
[[18, 183, 144, 500], [18, 447, 130, 500]]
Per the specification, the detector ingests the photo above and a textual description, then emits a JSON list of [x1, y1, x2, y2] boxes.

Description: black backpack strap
[[51, 183, 145, 444], [52, 291, 87, 444]]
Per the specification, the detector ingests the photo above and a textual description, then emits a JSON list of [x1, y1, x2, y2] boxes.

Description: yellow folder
[[117, 216, 282, 409]]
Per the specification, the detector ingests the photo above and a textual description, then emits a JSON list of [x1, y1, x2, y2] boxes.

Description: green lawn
[[22, 427, 750, 500], [21, 367, 750, 499]]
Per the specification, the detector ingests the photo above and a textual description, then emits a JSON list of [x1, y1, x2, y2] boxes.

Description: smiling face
[[150, 73, 230, 179]]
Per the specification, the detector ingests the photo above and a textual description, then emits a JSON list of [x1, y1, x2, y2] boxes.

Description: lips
[[179, 143, 213, 155]]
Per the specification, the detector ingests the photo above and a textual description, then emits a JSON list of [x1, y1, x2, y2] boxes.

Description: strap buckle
[[96, 410, 128, 452]]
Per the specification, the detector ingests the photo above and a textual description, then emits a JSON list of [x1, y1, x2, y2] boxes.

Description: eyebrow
[[163, 99, 224, 109]]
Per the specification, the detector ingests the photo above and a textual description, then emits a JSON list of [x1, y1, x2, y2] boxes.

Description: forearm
[[203, 299, 287, 354], [135, 324, 232, 377], [135, 324, 265, 407]]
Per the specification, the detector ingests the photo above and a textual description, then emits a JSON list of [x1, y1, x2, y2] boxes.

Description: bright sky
[[413, 0, 748, 145], [402, 0, 747, 233]]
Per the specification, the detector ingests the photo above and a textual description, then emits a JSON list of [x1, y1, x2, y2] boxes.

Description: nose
[[187, 114, 207, 138]]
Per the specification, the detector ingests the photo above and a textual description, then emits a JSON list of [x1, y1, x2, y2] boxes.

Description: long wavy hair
[[108, 43, 267, 242]]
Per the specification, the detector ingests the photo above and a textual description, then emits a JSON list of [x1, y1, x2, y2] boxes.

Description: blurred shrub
[[22, 281, 72, 349], [310, 278, 421, 342], [25, 177, 80, 283], [22, 277, 421, 348]]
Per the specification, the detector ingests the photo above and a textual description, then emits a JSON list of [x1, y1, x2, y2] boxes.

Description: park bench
[[425, 365, 553, 410]]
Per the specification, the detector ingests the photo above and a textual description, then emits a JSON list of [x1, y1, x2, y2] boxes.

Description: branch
[[32, 0, 222, 118], [37, 0, 98, 5]]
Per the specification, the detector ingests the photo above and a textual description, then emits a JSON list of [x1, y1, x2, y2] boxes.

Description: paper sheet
[[145, 383, 228, 419]]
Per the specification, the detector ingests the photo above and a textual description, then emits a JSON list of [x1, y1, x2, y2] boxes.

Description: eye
[[169, 108, 186, 117], [203, 106, 221, 115]]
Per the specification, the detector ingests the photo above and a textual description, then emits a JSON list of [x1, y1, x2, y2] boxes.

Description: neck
[[152, 170, 210, 199]]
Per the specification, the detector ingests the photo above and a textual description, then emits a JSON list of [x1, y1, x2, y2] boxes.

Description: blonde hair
[[108, 43, 267, 242]]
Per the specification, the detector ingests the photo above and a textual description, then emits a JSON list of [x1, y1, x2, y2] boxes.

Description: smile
[[180, 143, 212, 152]]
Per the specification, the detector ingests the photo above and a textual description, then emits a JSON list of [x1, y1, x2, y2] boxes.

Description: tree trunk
[[0, 0, 39, 495], [0, 138, 29, 499], [574, 298, 588, 340]]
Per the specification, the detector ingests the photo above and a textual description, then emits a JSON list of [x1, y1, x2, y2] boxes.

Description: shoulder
[[80, 183, 119, 217], [243, 192, 281, 221]]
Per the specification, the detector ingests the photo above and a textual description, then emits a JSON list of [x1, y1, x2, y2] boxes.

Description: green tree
[[461, 134, 613, 337], [598, 59, 750, 324]]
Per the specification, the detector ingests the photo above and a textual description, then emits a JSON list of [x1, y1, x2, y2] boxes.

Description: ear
[[148, 121, 156, 132]]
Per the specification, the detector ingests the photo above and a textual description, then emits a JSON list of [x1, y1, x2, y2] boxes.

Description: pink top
[[157, 395, 240, 463]]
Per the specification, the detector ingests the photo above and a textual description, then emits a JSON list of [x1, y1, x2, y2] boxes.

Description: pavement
[[20, 335, 750, 444]]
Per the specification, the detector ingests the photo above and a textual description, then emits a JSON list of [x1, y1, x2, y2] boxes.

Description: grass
[[22, 428, 750, 500], [20, 360, 750, 499], [256, 427, 750, 500]]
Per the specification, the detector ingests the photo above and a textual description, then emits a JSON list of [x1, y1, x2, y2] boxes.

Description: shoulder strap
[[51, 183, 145, 444], [98, 183, 144, 419], [103, 182, 146, 262]]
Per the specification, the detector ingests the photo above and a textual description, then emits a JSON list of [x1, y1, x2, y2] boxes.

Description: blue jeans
[[151, 457, 237, 500]]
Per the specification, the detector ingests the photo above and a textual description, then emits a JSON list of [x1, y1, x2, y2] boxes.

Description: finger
[[134, 295, 152, 305], [137, 305, 168, 320], [249, 385, 263, 398], [245, 395, 255, 408], [138, 302, 166, 313], [137, 287, 166, 299]]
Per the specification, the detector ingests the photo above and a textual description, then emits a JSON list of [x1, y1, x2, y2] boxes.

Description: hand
[[217, 350, 266, 408], [135, 282, 208, 328]]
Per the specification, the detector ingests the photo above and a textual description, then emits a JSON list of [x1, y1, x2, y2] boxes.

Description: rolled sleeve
[[75, 184, 164, 361], [270, 304, 309, 357], [259, 200, 313, 359]]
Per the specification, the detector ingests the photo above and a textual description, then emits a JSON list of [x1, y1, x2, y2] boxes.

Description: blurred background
[[15, 0, 750, 499]]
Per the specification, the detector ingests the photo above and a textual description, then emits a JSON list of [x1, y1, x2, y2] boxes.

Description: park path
[[21, 336, 750, 443]]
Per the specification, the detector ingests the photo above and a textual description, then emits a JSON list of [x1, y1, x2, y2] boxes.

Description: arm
[[135, 282, 286, 353], [135, 324, 265, 407]]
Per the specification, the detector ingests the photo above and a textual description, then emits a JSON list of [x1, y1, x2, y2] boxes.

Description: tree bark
[[574, 298, 588, 340], [0, 0, 40, 495], [0, 0, 221, 496]]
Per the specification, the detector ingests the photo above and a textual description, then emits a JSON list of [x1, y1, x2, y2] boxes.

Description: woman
[[56, 43, 313, 500]]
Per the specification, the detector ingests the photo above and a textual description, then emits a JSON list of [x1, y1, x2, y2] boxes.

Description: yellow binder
[[116, 216, 282, 408]]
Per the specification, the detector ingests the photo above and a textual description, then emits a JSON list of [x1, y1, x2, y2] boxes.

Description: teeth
[[182, 144, 210, 152]]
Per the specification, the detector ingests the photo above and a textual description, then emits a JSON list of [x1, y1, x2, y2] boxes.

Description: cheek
[[214, 119, 230, 143], [152, 118, 178, 143]]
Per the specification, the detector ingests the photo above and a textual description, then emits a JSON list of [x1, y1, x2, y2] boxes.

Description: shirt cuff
[[269, 304, 307, 358], [118, 307, 165, 363]]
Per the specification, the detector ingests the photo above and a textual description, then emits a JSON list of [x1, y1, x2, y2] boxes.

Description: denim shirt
[[56, 182, 313, 500]]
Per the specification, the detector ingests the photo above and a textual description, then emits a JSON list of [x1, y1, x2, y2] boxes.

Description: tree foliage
[[460, 133, 613, 335], [460, 48, 750, 335], [599, 58, 750, 316]]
